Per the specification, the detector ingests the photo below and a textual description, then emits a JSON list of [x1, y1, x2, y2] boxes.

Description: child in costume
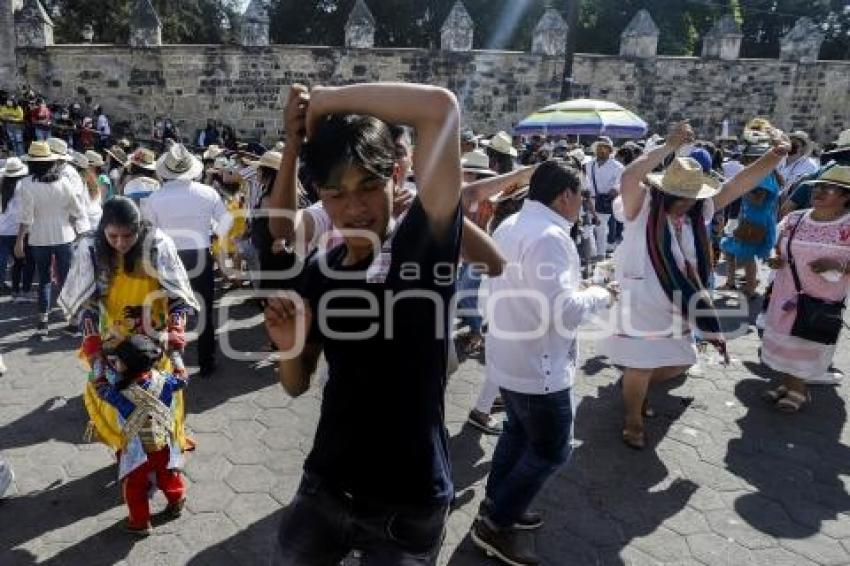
[[96, 334, 189, 536]]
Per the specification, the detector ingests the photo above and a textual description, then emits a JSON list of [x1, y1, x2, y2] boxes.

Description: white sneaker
[[0, 458, 13, 498]]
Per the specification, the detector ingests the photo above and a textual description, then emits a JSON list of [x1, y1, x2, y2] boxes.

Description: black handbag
[[786, 214, 847, 345]]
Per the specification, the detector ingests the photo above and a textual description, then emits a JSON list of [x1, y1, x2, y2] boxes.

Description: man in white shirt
[[586, 136, 624, 258], [144, 144, 232, 376], [777, 130, 818, 196], [472, 161, 611, 565]]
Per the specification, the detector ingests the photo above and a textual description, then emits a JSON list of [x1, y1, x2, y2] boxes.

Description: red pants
[[122, 447, 185, 528]]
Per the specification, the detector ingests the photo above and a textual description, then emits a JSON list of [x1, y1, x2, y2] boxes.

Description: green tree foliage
[[43, 0, 241, 44]]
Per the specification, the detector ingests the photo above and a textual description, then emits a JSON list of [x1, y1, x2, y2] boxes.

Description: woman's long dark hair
[[1, 176, 20, 213], [28, 160, 62, 183], [94, 196, 153, 281]]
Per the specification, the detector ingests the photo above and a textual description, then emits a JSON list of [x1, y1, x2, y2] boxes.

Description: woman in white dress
[[608, 122, 788, 448]]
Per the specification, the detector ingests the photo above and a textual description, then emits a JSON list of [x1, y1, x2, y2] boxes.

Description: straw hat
[[24, 141, 61, 162], [0, 157, 28, 178], [46, 137, 73, 161], [129, 148, 157, 171], [202, 145, 224, 161], [488, 131, 518, 157], [156, 144, 204, 181], [805, 166, 850, 191], [85, 150, 105, 168], [824, 129, 850, 157], [248, 151, 283, 171], [591, 136, 614, 152], [646, 157, 722, 200], [788, 130, 812, 153], [105, 145, 129, 166], [461, 150, 497, 177], [69, 151, 90, 170]]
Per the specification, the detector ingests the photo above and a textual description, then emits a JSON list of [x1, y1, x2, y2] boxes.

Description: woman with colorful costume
[[58, 196, 199, 456]]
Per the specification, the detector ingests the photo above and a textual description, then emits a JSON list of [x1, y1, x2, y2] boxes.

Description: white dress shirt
[[143, 180, 232, 251], [60, 163, 90, 233], [587, 158, 624, 196], [778, 155, 818, 194], [18, 176, 83, 246], [485, 199, 610, 395]]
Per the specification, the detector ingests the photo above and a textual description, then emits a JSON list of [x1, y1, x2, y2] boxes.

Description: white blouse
[[18, 176, 83, 246]]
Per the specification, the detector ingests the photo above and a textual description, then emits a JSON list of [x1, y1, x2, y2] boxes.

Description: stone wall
[[12, 44, 850, 145], [0, 0, 18, 85]]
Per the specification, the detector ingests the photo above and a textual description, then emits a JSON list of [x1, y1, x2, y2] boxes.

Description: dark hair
[[528, 160, 581, 206], [302, 114, 396, 188], [1, 175, 21, 212], [487, 147, 514, 175], [28, 160, 62, 183], [110, 334, 163, 389], [388, 124, 412, 159], [615, 146, 635, 166], [95, 196, 152, 280], [127, 164, 157, 179]]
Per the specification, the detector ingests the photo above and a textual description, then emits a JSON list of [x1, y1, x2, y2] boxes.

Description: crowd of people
[[0, 80, 849, 565]]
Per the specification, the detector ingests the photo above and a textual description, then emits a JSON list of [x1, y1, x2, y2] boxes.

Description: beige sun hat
[[156, 144, 204, 181], [805, 166, 850, 191], [247, 151, 283, 171], [824, 129, 850, 158], [85, 150, 105, 168], [105, 145, 129, 166], [24, 141, 61, 162], [46, 137, 73, 161], [488, 131, 518, 157], [69, 151, 90, 170], [789, 130, 813, 153], [461, 150, 497, 177], [129, 148, 157, 171], [0, 156, 29, 178], [646, 157, 722, 200], [202, 145, 224, 161]]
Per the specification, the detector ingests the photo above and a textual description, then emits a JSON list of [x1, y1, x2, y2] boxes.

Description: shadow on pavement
[[186, 508, 285, 564], [448, 381, 697, 565], [727, 378, 850, 538], [0, 396, 86, 451]]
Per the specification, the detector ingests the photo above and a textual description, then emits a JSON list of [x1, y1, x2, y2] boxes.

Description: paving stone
[[225, 464, 276, 493], [185, 481, 235, 514], [687, 533, 757, 565], [780, 533, 850, 566], [225, 493, 280, 528]]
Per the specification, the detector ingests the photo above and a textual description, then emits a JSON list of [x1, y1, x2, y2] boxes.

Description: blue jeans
[[31, 243, 73, 315], [34, 126, 51, 141], [5, 124, 24, 155], [485, 388, 573, 528], [456, 262, 483, 333], [0, 235, 34, 293], [277, 473, 448, 565]]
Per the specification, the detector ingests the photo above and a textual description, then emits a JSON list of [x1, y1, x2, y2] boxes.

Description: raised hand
[[666, 120, 694, 150], [264, 293, 313, 355], [284, 84, 310, 150]]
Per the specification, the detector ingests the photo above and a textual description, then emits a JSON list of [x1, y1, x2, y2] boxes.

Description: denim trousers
[[31, 243, 73, 315], [456, 262, 483, 333], [5, 124, 24, 156], [276, 473, 449, 565], [485, 388, 573, 528]]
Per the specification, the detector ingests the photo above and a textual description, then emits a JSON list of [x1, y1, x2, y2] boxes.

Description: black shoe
[[478, 498, 544, 531], [467, 410, 502, 435], [471, 517, 540, 565], [199, 362, 217, 378], [491, 396, 506, 412]]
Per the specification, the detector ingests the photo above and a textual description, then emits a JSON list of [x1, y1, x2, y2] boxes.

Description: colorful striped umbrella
[[515, 99, 648, 139]]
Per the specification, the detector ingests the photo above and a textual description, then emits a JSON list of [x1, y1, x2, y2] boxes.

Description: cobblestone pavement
[[1, 287, 849, 566]]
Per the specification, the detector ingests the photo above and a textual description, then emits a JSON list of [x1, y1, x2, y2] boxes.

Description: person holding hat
[[719, 144, 781, 297], [609, 121, 788, 449], [144, 144, 232, 377], [777, 130, 818, 196], [0, 157, 35, 302], [123, 148, 161, 207], [15, 141, 86, 335], [759, 165, 850, 411], [587, 136, 624, 260], [93, 334, 191, 536]]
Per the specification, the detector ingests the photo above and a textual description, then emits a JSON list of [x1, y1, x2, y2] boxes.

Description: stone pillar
[[441, 1, 473, 52], [240, 0, 269, 47], [130, 0, 162, 48], [14, 0, 53, 49], [0, 0, 17, 89], [702, 14, 742, 60], [780, 17, 824, 64], [345, 0, 375, 48], [619, 9, 658, 59], [531, 7, 568, 56]]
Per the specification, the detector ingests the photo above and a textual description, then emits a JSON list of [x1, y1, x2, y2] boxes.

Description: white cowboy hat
[[46, 137, 73, 161], [803, 165, 850, 191], [461, 150, 497, 177], [129, 148, 158, 171], [0, 156, 28, 178], [568, 148, 587, 162], [23, 141, 61, 162], [85, 150, 105, 168], [788, 130, 813, 153], [488, 131, 518, 157], [247, 151, 283, 171], [202, 145, 224, 161], [590, 136, 614, 152], [69, 151, 89, 170], [824, 129, 850, 157], [646, 157, 722, 200], [156, 144, 204, 181]]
